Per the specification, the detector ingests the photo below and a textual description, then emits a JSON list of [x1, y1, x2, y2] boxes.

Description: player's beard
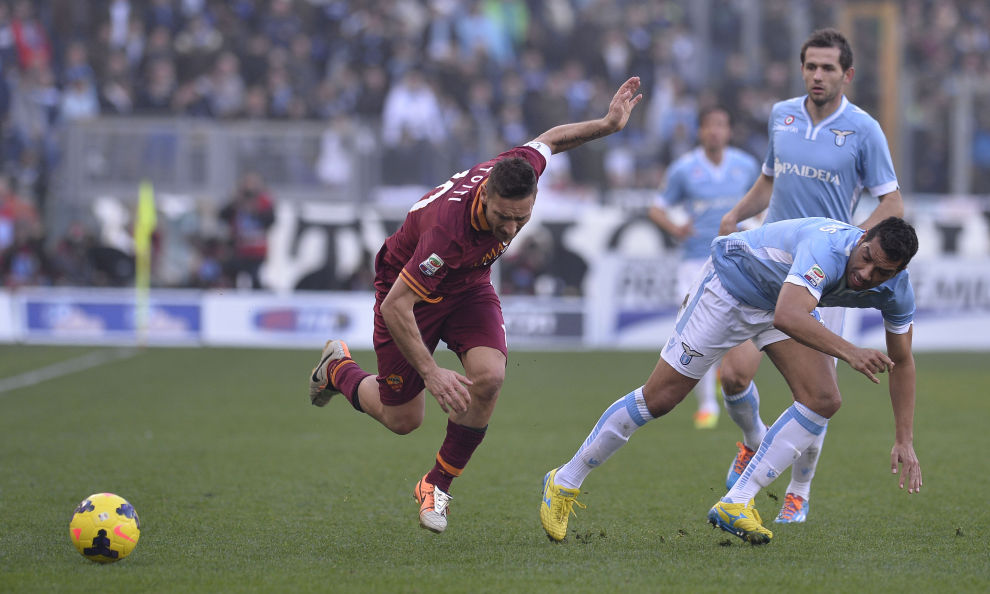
[[808, 87, 838, 107]]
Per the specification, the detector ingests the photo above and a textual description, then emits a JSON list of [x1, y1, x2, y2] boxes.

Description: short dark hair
[[698, 104, 731, 126], [489, 157, 537, 199], [862, 217, 919, 271], [800, 28, 854, 72]]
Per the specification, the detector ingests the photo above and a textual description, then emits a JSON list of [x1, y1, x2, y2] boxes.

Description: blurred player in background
[[541, 216, 922, 544], [309, 77, 643, 534], [716, 28, 904, 523], [648, 105, 760, 429]]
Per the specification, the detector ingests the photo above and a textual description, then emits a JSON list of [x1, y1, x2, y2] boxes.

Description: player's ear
[[844, 65, 855, 85]]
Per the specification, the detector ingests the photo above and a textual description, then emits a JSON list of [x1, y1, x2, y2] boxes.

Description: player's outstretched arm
[[859, 189, 905, 231], [532, 76, 643, 155], [773, 283, 893, 382], [380, 280, 473, 414], [885, 326, 922, 493]]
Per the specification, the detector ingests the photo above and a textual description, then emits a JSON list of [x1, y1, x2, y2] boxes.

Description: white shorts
[[676, 258, 707, 304], [660, 259, 843, 379]]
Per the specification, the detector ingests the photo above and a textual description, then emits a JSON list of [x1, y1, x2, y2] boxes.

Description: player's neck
[[703, 146, 724, 166], [804, 95, 843, 126]]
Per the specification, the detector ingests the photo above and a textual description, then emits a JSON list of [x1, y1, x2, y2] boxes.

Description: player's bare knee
[[720, 372, 751, 396], [796, 388, 841, 418], [383, 412, 423, 435], [468, 368, 504, 402]]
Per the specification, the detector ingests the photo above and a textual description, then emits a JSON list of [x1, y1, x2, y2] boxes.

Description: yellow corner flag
[[135, 180, 157, 344]]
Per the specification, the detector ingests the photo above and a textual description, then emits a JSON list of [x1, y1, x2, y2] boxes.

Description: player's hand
[[671, 223, 694, 241], [604, 76, 643, 133], [424, 367, 473, 414], [890, 441, 922, 493], [847, 347, 895, 383], [718, 213, 738, 236]]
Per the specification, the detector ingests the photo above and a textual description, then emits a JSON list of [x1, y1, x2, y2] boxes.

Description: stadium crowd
[[0, 0, 988, 289]]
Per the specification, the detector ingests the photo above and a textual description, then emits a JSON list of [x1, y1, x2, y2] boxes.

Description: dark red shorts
[[373, 282, 507, 406]]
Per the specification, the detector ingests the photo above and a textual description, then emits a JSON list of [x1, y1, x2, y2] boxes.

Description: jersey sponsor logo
[[419, 253, 445, 276], [830, 128, 855, 147], [679, 342, 704, 366], [386, 373, 404, 392], [803, 264, 826, 287], [773, 158, 841, 185], [473, 243, 508, 268]]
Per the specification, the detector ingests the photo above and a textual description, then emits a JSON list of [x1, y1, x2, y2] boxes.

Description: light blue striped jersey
[[657, 146, 760, 259], [763, 96, 898, 224], [712, 217, 914, 331]]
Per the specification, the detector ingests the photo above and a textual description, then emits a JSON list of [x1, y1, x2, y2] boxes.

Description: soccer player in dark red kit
[[310, 76, 643, 534]]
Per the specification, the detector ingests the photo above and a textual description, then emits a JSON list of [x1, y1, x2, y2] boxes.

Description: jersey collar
[[471, 179, 491, 232], [801, 95, 849, 140]]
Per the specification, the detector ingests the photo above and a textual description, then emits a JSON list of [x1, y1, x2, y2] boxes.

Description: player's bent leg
[[642, 357, 700, 418], [451, 346, 505, 428], [368, 390, 427, 435], [719, 340, 762, 397], [764, 340, 842, 419]]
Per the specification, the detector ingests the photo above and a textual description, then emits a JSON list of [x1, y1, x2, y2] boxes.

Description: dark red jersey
[[375, 143, 550, 302]]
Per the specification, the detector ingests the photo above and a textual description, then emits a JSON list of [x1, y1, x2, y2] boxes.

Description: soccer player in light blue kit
[[716, 28, 904, 523], [540, 217, 922, 544], [649, 105, 760, 430]]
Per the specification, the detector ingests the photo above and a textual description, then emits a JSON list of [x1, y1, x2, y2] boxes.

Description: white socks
[[555, 387, 655, 489], [724, 401, 828, 504], [785, 426, 827, 499], [723, 380, 766, 449], [695, 367, 719, 415]]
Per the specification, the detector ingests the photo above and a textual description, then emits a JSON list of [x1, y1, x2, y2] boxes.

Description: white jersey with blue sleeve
[[657, 147, 760, 259], [762, 96, 898, 224], [712, 217, 914, 332]]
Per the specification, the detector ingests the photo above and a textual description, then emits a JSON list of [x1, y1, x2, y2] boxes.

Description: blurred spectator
[[59, 72, 99, 122], [11, 0, 51, 71], [0, 174, 39, 253], [1, 230, 49, 286], [135, 56, 177, 115], [173, 13, 222, 81], [219, 171, 275, 289], [206, 50, 244, 118], [49, 221, 96, 286], [380, 68, 446, 185]]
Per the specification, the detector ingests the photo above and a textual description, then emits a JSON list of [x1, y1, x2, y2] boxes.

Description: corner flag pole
[[134, 180, 157, 346]]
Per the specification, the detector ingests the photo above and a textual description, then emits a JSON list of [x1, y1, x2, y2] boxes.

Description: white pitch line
[[0, 347, 140, 395]]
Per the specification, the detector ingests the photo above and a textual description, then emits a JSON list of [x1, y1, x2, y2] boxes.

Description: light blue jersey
[[657, 147, 760, 259], [712, 217, 914, 332], [763, 96, 898, 224]]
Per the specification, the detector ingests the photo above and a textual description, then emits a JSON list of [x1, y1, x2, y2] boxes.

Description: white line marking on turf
[[0, 348, 139, 394]]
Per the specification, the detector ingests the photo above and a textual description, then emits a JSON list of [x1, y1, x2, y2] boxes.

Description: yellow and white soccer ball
[[69, 493, 141, 563]]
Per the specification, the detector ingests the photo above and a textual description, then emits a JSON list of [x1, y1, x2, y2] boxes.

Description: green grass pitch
[[0, 345, 988, 593]]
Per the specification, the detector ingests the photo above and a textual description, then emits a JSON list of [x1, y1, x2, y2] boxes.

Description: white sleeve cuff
[[884, 319, 912, 334], [869, 180, 899, 198], [784, 275, 822, 302], [523, 141, 552, 164]]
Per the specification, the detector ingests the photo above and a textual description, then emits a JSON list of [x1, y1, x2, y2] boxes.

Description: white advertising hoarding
[[201, 291, 376, 349]]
